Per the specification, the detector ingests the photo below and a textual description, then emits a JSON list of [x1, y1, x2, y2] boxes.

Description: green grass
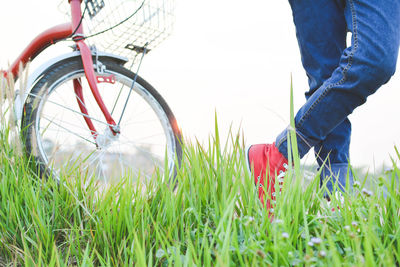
[[0, 81, 399, 266]]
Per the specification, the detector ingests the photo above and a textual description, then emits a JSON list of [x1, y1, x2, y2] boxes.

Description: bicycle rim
[[27, 62, 178, 185]]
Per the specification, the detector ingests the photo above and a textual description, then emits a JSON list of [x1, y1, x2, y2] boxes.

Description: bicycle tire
[[22, 56, 182, 186]]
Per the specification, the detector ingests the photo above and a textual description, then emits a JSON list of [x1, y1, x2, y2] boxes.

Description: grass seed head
[[256, 250, 266, 258]]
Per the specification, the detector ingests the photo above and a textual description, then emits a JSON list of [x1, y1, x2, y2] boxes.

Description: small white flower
[[318, 250, 327, 258], [243, 216, 255, 226], [310, 237, 322, 245], [308, 241, 314, 247], [352, 221, 359, 228], [361, 188, 373, 197], [358, 255, 365, 264], [344, 225, 351, 231], [273, 219, 283, 224], [282, 232, 289, 239], [354, 181, 361, 187], [270, 208, 274, 213]]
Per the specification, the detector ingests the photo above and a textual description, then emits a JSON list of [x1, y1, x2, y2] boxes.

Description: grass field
[[0, 81, 399, 266]]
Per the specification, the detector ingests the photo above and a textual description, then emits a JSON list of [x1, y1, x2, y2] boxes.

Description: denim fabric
[[319, 163, 352, 194], [276, 0, 400, 193]]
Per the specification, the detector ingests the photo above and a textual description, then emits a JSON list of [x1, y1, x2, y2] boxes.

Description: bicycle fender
[[14, 51, 128, 123]]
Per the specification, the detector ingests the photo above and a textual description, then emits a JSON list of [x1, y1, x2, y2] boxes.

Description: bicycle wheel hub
[[96, 127, 120, 149]]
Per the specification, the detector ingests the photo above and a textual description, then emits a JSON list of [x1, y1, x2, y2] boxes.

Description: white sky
[[1, 0, 400, 171]]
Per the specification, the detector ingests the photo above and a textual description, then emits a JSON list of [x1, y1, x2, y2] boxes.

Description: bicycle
[[0, 0, 182, 185]]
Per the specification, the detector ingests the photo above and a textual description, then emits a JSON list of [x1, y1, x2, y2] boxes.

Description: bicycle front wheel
[[22, 57, 182, 185]]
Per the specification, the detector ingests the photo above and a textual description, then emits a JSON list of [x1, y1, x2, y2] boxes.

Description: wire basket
[[59, 0, 176, 65]]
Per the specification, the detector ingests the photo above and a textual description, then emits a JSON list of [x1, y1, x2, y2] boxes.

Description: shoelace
[[277, 163, 289, 188], [256, 163, 288, 188], [268, 163, 289, 214], [271, 163, 288, 198]]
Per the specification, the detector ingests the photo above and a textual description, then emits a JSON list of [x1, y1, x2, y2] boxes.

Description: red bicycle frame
[[2, 0, 118, 140]]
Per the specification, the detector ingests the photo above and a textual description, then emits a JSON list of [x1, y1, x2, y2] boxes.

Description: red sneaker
[[246, 143, 288, 211]]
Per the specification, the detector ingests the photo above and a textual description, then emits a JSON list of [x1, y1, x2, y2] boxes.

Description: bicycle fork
[[70, 0, 119, 144], [74, 40, 120, 135]]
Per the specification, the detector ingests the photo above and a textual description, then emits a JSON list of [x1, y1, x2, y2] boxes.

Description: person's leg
[[286, 0, 353, 193], [276, 0, 400, 193]]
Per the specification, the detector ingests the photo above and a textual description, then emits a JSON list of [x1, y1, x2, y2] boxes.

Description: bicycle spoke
[[111, 54, 136, 116], [53, 86, 84, 122], [116, 151, 139, 176], [29, 92, 114, 128], [117, 106, 153, 126], [117, 46, 147, 126], [96, 157, 107, 181], [41, 116, 97, 145], [119, 131, 166, 143], [41, 114, 97, 135], [87, 150, 105, 167], [121, 140, 163, 166], [120, 118, 163, 127], [110, 83, 126, 116]]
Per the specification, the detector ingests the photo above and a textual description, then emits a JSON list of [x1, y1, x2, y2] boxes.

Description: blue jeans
[[276, 0, 400, 194]]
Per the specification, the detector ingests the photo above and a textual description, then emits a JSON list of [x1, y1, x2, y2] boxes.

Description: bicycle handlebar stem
[[70, 0, 84, 36]]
